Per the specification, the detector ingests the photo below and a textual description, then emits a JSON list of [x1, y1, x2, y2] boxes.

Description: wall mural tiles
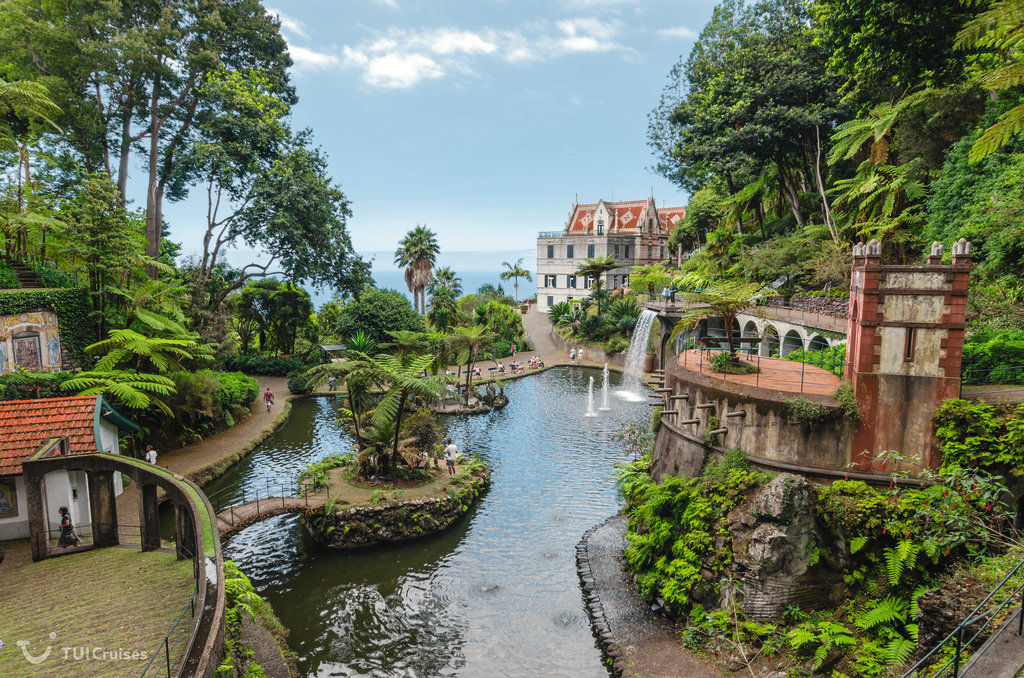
[[0, 310, 63, 374]]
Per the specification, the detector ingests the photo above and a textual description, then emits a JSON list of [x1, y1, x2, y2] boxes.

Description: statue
[[46, 332, 60, 367]]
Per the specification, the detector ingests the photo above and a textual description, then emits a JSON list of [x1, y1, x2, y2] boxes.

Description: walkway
[[216, 495, 314, 537], [674, 349, 840, 398], [581, 515, 724, 678], [0, 540, 194, 677]]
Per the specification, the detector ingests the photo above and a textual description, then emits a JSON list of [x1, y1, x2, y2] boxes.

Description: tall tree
[[670, 281, 775, 356], [575, 255, 618, 315], [499, 258, 532, 303], [394, 225, 439, 315], [2, 0, 295, 265]]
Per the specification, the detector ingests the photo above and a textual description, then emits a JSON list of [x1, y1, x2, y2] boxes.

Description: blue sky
[[164, 0, 717, 276]]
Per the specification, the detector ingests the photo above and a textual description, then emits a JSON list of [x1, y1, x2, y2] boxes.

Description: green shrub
[[709, 351, 758, 374], [788, 397, 834, 430], [222, 354, 306, 376], [31, 263, 78, 289], [833, 382, 861, 421], [605, 335, 629, 354], [0, 260, 19, 289], [933, 399, 1024, 476], [962, 330, 1024, 384], [492, 338, 512, 358], [785, 344, 847, 376], [287, 372, 311, 394]]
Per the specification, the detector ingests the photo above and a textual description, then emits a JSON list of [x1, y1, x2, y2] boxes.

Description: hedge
[[0, 288, 93, 367]]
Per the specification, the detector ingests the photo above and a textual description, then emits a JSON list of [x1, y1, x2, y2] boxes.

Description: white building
[[0, 395, 136, 540], [536, 196, 685, 311]]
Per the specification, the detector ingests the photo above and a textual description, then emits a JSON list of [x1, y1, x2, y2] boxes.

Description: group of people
[[662, 283, 678, 304], [568, 347, 584, 364]]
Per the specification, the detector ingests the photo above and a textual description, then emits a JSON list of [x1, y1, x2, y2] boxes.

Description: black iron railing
[[902, 556, 1024, 678]]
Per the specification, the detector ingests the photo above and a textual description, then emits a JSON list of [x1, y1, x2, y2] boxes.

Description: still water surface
[[213, 367, 648, 677]]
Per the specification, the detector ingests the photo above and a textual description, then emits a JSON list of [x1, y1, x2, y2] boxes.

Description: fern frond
[[855, 596, 908, 630], [850, 536, 869, 554], [886, 636, 916, 666]]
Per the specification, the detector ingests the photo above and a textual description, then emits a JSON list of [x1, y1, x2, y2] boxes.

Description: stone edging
[[304, 471, 491, 549], [576, 514, 627, 676], [186, 396, 297, 488]]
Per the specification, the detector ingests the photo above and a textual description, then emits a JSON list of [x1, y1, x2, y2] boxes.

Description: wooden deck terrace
[[674, 349, 841, 398]]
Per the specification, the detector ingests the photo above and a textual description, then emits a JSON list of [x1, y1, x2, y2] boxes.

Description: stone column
[[87, 471, 119, 548], [24, 467, 48, 562], [174, 502, 197, 562], [138, 483, 161, 551]]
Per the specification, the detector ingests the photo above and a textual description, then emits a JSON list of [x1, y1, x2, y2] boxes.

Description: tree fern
[[886, 636, 916, 666], [855, 596, 908, 631]]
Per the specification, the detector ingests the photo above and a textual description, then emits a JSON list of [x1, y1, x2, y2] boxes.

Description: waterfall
[[599, 363, 611, 410], [620, 309, 658, 399], [585, 376, 598, 417]]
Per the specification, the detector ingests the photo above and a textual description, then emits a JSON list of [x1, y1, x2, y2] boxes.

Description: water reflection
[[219, 367, 648, 677]]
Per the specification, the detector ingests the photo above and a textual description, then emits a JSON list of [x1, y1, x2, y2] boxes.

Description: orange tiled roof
[[0, 395, 99, 476], [567, 199, 686, 234]]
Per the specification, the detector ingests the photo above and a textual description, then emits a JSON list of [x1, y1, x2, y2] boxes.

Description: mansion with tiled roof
[[536, 196, 685, 311]]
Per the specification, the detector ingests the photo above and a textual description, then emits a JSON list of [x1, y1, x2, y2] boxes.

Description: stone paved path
[[585, 515, 725, 678]]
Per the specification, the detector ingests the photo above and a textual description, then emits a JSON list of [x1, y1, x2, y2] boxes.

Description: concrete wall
[[0, 475, 28, 540], [652, 364, 854, 481]]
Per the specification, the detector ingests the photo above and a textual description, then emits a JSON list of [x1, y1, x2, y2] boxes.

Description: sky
[[162, 0, 718, 280]]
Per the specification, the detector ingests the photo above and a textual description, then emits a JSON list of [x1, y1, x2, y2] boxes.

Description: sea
[[308, 249, 537, 309]]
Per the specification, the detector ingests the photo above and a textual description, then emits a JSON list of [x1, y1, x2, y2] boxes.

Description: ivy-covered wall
[[0, 288, 93, 368]]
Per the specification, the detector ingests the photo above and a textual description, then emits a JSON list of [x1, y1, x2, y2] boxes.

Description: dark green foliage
[[933, 399, 1024, 476], [138, 370, 258, 446], [784, 344, 847, 377], [616, 459, 769, 614], [0, 260, 20, 288], [787, 397, 834, 430], [30, 263, 77, 289], [0, 370, 78, 401], [287, 372, 311, 395], [222, 354, 305, 376], [401, 407, 444, 456], [833, 382, 861, 422], [335, 289, 425, 347], [961, 330, 1024, 384], [0, 288, 92, 366]]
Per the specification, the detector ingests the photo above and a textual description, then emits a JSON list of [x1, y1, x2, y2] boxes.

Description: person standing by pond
[[444, 438, 458, 476], [264, 387, 275, 412], [57, 506, 81, 548]]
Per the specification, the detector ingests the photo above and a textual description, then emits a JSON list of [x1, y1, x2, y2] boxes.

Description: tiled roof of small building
[[0, 395, 99, 476], [567, 199, 686, 234]]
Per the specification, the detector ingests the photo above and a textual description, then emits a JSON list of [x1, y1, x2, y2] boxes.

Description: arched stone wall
[[782, 330, 804, 357]]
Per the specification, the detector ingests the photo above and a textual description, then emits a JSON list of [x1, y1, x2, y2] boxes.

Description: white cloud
[[286, 19, 632, 88], [374, 0, 399, 7], [266, 8, 309, 39], [289, 45, 341, 71], [657, 26, 697, 39], [363, 52, 444, 88]]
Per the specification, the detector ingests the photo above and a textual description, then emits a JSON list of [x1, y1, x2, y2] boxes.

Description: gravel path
[[582, 514, 725, 678]]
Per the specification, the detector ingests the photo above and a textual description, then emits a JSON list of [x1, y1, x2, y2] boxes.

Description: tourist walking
[[264, 387, 275, 412], [444, 438, 458, 476], [662, 285, 670, 303], [569, 347, 576, 364], [57, 506, 82, 548], [144, 445, 157, 465], [327, 375, 337, 392], [669, 283, 677, 303]]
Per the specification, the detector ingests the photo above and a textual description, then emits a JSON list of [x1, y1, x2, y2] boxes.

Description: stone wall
[[303, 472, 490, 549], [652, 364, 854, 481], [765, 295, 850, 319]]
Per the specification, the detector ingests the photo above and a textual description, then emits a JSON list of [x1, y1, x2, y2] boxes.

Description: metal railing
[[902, 556, 1024, 678], [140, 541, 199, 678], [961, 363, 1024, 386], [205, 475, 324, 528], [675, 334, 851, 396]]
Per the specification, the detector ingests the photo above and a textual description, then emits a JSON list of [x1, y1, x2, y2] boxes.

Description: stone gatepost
[[138, 483, 161, 551], [175, 502, 197, 563], [87, 470, 119, 548], [846, 239, 972, 471]]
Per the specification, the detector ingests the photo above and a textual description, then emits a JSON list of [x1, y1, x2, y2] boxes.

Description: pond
[[214, 366, 649, 677]]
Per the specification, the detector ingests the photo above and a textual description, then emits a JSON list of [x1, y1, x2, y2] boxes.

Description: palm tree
[[394, 225, 440, 315], [500, 258, 533, 303], [429, 266, 463, 297], [451, 325, 495, 394], [669, 281, 775, 357], [575, 255, 618, 315], [88, 328, 205, 374]]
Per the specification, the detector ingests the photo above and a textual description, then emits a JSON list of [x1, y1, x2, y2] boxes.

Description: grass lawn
[[0, 541, 195, 677]]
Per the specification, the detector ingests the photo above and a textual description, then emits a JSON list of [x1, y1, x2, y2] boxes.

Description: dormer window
[[597, 219, 604, 235]]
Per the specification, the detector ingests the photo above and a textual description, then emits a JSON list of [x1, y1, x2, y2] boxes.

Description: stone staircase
[[2, 260, 42, 289]]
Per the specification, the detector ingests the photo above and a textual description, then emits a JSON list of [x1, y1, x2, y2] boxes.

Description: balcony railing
[[537, 230, 590, 238]]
